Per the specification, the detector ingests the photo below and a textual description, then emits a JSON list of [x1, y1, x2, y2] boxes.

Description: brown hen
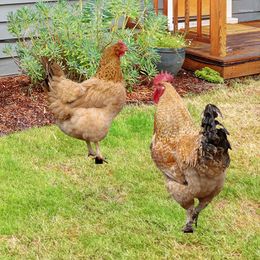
[[43, 41, 127, 164], [151, 72, 231, 232]]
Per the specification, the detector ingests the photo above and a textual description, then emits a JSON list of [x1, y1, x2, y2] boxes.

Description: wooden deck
[[184, 21, 260, 78]]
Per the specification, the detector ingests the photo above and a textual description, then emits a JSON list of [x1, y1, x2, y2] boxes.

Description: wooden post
[[163, 0, 168, 16], [154, 0, 159, 15], [168, 0, 174, 31], [185, 0, 190, 34], [197, 0, 202, 37], [210, 0, 227, 56], [173, 0, 178, 33]]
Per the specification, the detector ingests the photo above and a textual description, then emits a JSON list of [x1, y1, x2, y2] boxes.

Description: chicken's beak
[[122, 45, 128, 53], [119, 45, 128, 57]]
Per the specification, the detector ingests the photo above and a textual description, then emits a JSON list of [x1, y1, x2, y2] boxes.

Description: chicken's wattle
[[153, 86, 165, 104]]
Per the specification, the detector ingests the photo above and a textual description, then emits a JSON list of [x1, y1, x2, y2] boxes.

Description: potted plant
[[154, 32, 187, 75]]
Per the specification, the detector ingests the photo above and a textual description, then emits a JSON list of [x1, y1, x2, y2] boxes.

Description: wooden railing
[[153, 0, 227, 57]]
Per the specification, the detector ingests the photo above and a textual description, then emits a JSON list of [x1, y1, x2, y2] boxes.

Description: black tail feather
[[201, 104, 231, 160]]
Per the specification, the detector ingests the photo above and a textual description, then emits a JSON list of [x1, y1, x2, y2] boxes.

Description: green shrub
[[136, 14, 187, 49], [4, 0, 169, 87], [154, 32, 187, 48], [195, 67, 224, 84]]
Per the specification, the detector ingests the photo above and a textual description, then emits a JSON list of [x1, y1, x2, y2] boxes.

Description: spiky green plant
[[4, 0, 168, 87]]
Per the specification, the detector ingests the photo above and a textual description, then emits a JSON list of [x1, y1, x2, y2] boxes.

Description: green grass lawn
[[0, 81, 259, 259]]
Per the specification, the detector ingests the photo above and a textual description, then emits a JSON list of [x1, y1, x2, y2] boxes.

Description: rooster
[[151, 72, 231, 233], [42, 40, 128, 164]]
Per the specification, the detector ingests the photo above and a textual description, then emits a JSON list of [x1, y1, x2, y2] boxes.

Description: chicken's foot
[[86, 141, 96, 157], [183, 222, 194, 233], [94, 142, 108, 164]]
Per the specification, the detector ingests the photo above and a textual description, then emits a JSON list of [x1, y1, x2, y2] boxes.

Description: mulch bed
[[0, 69, 217, 136], [0, 75, 54, 136], [126, 69, 215, 104]]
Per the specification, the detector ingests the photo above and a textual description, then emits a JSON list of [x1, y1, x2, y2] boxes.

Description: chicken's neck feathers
[[95, 55, 123, 83], [155, 83, 196, 139]]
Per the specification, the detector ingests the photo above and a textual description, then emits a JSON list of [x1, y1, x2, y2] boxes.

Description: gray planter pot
[[155, 47, 185, 75]]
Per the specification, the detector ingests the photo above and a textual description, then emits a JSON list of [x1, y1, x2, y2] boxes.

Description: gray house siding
[[233, 0, 260, 22], [0, 0, 76, 76]]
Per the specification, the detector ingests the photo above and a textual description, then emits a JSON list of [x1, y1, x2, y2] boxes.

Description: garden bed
[[0, 75, 54, 136], [0, 69, 247, 136]]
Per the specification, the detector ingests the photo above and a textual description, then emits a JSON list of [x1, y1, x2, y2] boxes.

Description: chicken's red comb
[[117, 40, 127, 47], [117, 40, 128, 52], [153, 72, 174, 85]]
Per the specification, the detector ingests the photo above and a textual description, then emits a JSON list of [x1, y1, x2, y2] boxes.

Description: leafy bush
[[195, 67, 224, 84], [4, 0, 169, 87]]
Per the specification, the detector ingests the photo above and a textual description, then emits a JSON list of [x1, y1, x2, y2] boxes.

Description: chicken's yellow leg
[[86, 141, 95, 157]]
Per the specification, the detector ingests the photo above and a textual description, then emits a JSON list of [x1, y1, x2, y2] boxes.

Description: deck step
[[183, 21, 260, 79]]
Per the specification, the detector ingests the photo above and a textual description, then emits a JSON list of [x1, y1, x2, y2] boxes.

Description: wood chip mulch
[[126, 69, 215, 104], [0, 75, 54, 136], [0, 69, 216, 136]]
